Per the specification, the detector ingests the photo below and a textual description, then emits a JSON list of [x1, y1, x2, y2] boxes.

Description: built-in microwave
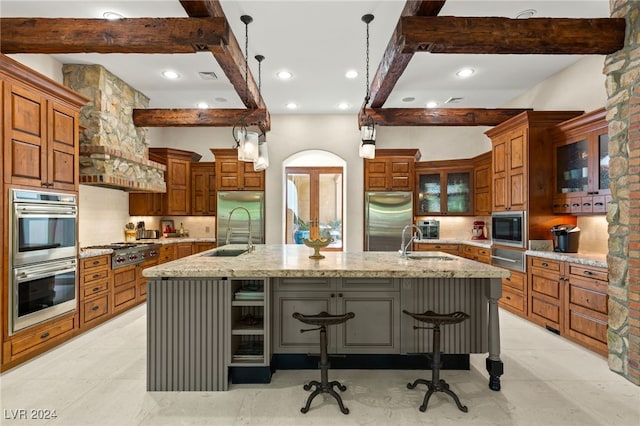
[[491, 211, 526, 248]]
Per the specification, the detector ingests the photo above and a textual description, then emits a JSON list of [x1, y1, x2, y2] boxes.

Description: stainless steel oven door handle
[[15, 260, 76, 282], [490, 255, 518, 263], [16, 267, 76, 283], [16, 205, 77, 216]]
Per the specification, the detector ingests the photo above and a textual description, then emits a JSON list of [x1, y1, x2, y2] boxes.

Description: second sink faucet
[[399, 224, 423, 258], [225, 206, 254, 252]]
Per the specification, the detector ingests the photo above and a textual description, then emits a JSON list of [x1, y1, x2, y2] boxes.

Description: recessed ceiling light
[[402, 97, 415, 103], [456, 68, 475, 78], [276, 70, 293, 80], [214, 97, 227, 103], [338, 102, 350, 110], [196, 102, 209, 109], [161, 70, 180, 80], [426, 101, 438, 108], [345, 70, 358, 79], [516, 9, 537, 19], [286, 102, 298, 110], [102, 11, 124, 20]]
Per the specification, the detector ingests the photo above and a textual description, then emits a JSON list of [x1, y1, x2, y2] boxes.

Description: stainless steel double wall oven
[[9, 189, 78, 334]]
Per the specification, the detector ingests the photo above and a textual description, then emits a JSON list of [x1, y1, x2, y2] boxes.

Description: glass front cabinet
[[416, 162, 473, 215], [551, 108, 610, 215]]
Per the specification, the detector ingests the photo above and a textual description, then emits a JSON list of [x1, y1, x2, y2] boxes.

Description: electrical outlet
[[205, 226, 210, 233]]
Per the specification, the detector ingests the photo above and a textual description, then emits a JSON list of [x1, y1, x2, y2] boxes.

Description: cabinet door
[[242, 161, 265, 190], [48, 101, 78, 191], [176, 242, 193, 259], [4, 81, 47, 186], [364, 158, 389, 190], [272, 292, 335, 353], [445, 171, 472, 214], [492, 134, 508, 211], [166, 158, 190, 215], [474, 161, 492, 215], [336, 291, 400, 354], [507, 128, 527, 211], [389, 159, 413, 190], [217, 157, 241, 190], [191, 164, 216, 215], [417, 173, 442, 214]]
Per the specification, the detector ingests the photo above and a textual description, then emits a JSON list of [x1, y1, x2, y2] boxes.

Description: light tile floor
[[1, 306, 638, 425]]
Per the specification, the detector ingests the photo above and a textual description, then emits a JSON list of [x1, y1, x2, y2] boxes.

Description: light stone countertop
[[414, 239, 492, 248], [143, 244, 510, 279], [79, 238, 216, 259], [525, 250, 607, 268]]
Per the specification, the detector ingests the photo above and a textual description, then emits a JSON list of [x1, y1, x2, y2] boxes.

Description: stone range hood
[[63, 64, 166, 193]]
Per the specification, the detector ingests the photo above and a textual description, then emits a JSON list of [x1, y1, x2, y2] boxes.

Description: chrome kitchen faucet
[[399, 224, 423, 258], [225, 206, 254, 252]]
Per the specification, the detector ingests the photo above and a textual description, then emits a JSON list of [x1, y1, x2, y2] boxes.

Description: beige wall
[[9, 54, 609, 250]]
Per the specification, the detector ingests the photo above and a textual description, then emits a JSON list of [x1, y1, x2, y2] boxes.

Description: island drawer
[[274, 277, 334, 291]]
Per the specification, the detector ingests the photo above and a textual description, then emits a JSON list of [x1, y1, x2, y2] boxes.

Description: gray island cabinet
[[143, 244, 509, 392]]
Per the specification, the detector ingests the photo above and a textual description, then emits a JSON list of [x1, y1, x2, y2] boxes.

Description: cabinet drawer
[[530, 257, 561, 272], [568, 264, 608, 282], [274, 277, 334, 291], [81, 279, 109, 299], [530, 294, 561, 325], [568, 284, 607, 314], [500, 287, 525, 313], [502, 271, 525, 292], [81, 256, 109, 270], [339, 278, 399, 291], [81, 268, 109, 285], [9, 316, 76, 357], [82, 295, 109, 324], [531, 275, 561, 299], [567, 305, 607, 345], [114, 285, 136, 309], [113, 266, 136, 287]]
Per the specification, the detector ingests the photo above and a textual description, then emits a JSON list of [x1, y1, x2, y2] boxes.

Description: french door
[[285, 167, 343, 250]]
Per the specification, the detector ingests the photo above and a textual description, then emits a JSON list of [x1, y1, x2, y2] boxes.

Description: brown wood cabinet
[[498, 270, 527, 317], [158, 243, 177, 264], [136, 257, 158, 303], [550, 108, 611, 215], [79, 255, 111, 329], [1, 55, 86, 191], [364, 149, 420, 191], [176, 242, 193, 259], [191, 162, 216, 215], [211, 148, 265, 191], [485, 111, 582, 240], [193, 242, 216, 253], [413, 242, 459, 256], [415, 159, 473, 216], [473, 151, 492, 216], [112, 265, 138, 315], [461, 245, 491, 264], [565, 263, 608, 356], [129, 148, 201, 216], [526, 255, 608, 355]]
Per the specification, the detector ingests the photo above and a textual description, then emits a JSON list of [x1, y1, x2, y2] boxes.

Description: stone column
[[604, 0, 640, 385]]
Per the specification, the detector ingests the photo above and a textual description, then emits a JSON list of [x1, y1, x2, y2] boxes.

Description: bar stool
[[292, 311, 355, 415], [402, 309, 470, 413]]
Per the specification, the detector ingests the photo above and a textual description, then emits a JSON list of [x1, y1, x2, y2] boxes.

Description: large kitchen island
[[143, 244, 509, 392]]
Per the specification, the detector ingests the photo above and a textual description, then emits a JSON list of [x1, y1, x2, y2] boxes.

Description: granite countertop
[[143, 244, 510, 279], [414, 239, 492, 248], [79, 237, 216, 259], [525, 250, 607, 268]]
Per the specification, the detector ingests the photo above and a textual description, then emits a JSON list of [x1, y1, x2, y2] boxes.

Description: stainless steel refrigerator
[[216, 191, 265, 246], [364, 192, 414, 251]]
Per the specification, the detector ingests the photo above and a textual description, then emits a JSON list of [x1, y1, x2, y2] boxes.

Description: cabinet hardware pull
[[92, 306, 100, 311], [583, 203, 591, 207], [92, 260, 100, 266], [92, 274, 100, 279], [542, 262, 549, 267], [505, 277, 511, 281], [92, 287, 100, 292], [583, 270, 593, 276], [330, 293, 335, 298], [572, 203, 580, 207], [338, 293, 343, 297], [505, 296, 511, 300], [40, 332, 50, 339], [563, 204, 570, 208], [595, 202, 604, 206]]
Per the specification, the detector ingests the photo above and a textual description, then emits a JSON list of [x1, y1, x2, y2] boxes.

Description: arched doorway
[[283, 150, 347, 251]]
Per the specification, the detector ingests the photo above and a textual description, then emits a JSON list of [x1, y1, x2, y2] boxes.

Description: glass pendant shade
[[254, 141, 269, 171], [237, 131, 259, 162], [359, 123, 376, 158], [359, 140, 375, 159]]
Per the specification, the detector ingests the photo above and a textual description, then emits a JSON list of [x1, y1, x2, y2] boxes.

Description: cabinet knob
[[330, 293, 335, 298], [338, 293, 343, 298]]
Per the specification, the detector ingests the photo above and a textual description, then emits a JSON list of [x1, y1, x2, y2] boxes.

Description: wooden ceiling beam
[[401, 16, 625, 54], [368, 1, 446, 108], [180, 0, 266, 111], [0, 17, 228, 54], [359, 108, 531, 127], [133, 108, 270, 131]]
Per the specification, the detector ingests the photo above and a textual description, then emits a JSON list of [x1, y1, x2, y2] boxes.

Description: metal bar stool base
[[293, 311, 355, 415], [407, 378, 468, 413]]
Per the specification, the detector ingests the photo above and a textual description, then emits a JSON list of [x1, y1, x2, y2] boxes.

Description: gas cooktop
[[83, 243, 160, 269]]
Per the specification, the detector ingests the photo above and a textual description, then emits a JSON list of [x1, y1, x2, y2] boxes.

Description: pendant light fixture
[[254, 54, 270, 171], [359, 14, 376, 159], [234, 15, 259, 162]]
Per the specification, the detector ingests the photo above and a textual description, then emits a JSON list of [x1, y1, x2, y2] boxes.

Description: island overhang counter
[[143, 244, 510, 392]]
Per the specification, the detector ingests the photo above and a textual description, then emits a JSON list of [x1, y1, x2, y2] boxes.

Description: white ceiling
[[1, 0, 611, 114]]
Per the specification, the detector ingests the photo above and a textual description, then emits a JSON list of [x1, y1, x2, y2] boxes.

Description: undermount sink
[[405, 254, 455, 261], [203, 248, 248, 257]]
